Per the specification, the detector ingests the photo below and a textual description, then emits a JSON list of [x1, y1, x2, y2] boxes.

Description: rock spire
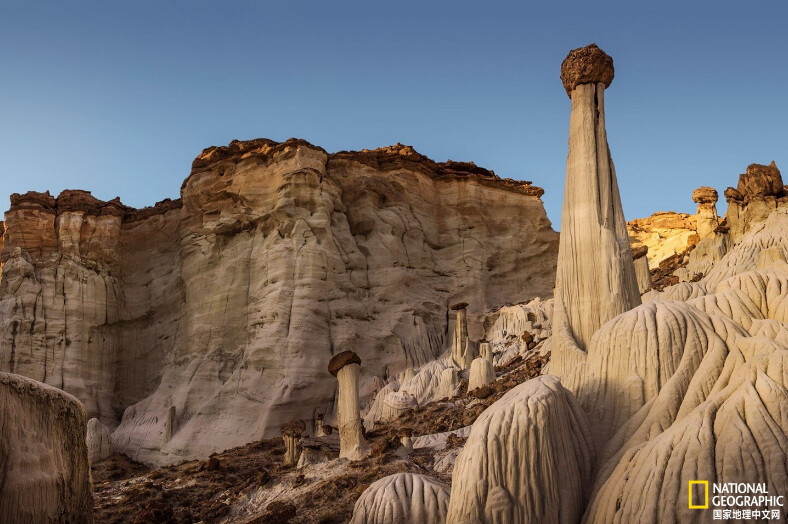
[[554, 43, 641, 353], [328, 351, 370, 461]]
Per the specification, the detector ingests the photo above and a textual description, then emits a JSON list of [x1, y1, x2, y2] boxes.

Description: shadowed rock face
[[0, 138, 559, 465], [0, 372, 93, 523]]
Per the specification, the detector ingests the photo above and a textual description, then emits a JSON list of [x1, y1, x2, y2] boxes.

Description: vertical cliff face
[[0, 190, 182, 430], [0, 138, 558, 464]]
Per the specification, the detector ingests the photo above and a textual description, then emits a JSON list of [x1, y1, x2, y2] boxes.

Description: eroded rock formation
[[632, 245, 652, 294], [627, 211, 700, 270], [692, 185, 720, 239], [280, 419, 306, 465], [350, 472, 450, 524], [447, 376, 595, 523], [86, 417, 112, 463], [554, 44, 640, 354], [329, 350, 370, 461], [0, 139, 559, 464], [552, 43, 641, 382], [0, 372, 93, 522], [450, 302, 477, 369], [467, 356, 495, 391], [724, 161, 787, 239]]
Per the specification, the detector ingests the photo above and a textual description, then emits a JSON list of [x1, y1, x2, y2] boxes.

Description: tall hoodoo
[[328, 350, 370, 461], [450, 302, 476, 369], [554, 44, 641, 351]]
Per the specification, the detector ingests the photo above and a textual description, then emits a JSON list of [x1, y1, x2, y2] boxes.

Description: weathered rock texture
[[0, 139, 559, 464], [627, 212, 700, 270], [447, 376, 595, 523], [632, 245, 652, 294], [676, 161, 788, 283], [553, 43, 641, 359], [560, 43, 614, 97], [467, 356, 495, 391], [692, 185, 719, 239], [330, 351, 370, 460], [86, 417, 112, 463], [350, 472, 450, 524], [724, 162, 787, 238], [0, 372, 93, 522], [450, 303, 477, 369], [280, 419, 306, 465]]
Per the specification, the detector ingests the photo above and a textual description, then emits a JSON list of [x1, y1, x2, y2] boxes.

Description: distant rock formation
[[0, 139, 559, 464], [724, 161, 786, 238], [627, 211, 700, 270], [0, 372, 93, 522], [450, 302, 477, 369], [692, 185, 719, 239]]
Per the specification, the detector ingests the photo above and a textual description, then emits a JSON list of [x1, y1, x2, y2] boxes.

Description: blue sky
[[1, 1, 786, 227]]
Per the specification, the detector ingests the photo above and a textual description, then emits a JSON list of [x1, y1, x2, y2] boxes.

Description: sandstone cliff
[[0, 138, 558, 464], [627, 211, 699, 269]]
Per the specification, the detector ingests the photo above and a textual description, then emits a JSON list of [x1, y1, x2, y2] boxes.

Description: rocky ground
[[91, 351, 548, 524]]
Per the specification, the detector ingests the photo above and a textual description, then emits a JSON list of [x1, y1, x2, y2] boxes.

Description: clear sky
[[1, 1, 786, 227]]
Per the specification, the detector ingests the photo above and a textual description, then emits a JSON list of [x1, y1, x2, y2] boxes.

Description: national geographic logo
[[689, 481, 785, 521], [689, 481, 709, 509]]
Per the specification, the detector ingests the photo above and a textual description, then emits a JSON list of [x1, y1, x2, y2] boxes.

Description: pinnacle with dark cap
[[560, 43, 614, 97], [328, 350, 361, 376]]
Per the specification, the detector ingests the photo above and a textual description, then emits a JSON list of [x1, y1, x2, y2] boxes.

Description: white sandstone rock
[[478, 342, 493, 362], [329, 351, 370, 461], [467, 357, 495, 391], [450, 303, 477, 369], [435, 366, 459, 400], [553, 75, 641, 353], [447, 375, 595, 523], [350, 473, 450, 524], [381, 391, 418, 422], [634, 251, 653, 294]]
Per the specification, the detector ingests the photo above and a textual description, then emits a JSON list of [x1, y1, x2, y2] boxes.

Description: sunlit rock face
[[553, 43, 641, 374], [628, 211, 700, 269], [724, 161, 787, 240], [0, 138, 558, 464]]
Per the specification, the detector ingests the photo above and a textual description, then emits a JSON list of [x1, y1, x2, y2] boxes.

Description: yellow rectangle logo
[[688, 480, 709, 509]]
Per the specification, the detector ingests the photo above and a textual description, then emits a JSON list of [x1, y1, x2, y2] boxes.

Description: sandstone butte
[[0, 139, 559, 465], [2, 43, 788, 524]]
